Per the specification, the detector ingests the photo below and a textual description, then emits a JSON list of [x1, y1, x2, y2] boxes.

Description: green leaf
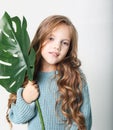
[[0, 12, 35, 93], [0, 12, 45, 130]]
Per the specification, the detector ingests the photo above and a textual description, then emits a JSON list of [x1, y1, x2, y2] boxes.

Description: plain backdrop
[[0, 0, 113, 130]]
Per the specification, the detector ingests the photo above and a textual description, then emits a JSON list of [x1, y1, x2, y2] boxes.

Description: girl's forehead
[[43, 24, 72, 40], [53, 23, 70, 29], [51, 24, 72, 37]]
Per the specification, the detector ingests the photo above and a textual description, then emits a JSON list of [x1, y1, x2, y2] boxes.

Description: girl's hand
[[22, 80, 39, 104]]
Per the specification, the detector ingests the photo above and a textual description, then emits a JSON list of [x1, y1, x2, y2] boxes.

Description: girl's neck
[[40, 64, 57, 72], [40, 59, 57, 72]]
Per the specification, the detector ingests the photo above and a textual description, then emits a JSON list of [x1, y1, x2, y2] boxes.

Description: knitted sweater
[[9, 71, 92, 130]]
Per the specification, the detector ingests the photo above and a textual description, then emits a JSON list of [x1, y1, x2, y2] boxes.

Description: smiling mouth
[[49, 52, 59, 57]]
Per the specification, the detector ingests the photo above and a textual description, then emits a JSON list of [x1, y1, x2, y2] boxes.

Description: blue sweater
[[9, 71, 92, 130]]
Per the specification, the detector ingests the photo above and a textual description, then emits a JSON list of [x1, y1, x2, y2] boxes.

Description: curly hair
[[7, 15, 86, 130], [56, 57, 86, 130]]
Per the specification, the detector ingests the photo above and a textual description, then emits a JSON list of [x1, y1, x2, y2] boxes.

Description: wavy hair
[[7, 15, 86, 130]]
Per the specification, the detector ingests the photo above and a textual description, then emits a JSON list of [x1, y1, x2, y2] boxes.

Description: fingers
[[31, 81, 39, 92], [31, 80, 37, 85], [28, 80, 38, 87], [23, 80, 39, 103], [25, 80, 39, 92]]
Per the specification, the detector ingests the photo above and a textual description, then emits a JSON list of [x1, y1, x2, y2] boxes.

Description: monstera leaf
[[0, 12, 35, 93], [0, 12, 45, 130]]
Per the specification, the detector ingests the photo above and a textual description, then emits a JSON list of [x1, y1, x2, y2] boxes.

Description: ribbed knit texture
[[9, 71, 92, 130]]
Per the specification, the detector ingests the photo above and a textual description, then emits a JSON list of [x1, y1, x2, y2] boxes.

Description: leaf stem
[[36, 100, 45, 130]]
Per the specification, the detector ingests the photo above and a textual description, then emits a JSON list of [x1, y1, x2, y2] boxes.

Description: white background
[[0, 0, 113, 130]]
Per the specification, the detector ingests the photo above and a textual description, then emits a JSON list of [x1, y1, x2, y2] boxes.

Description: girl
[[7, 15, 92, 130]]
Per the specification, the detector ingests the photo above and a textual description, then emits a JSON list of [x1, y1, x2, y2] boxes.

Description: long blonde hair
[[7, 15, 86, 130]]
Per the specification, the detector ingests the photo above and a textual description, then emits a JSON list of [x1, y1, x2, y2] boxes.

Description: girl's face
[[40, 24, 71, 71]]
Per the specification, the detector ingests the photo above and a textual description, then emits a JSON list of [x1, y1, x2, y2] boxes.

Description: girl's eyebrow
[[62, 39, 70, 42], [49, 34, 54, 37]]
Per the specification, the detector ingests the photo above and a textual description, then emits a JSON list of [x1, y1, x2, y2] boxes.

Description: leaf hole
[[12, 21, 17, 33], [30, 66, 33, 69]]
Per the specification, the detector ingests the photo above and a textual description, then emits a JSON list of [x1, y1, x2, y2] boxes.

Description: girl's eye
[[61, 41, 70, 46], [49, 37, 54, 41]]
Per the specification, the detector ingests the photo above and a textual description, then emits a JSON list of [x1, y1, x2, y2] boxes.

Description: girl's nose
[[53, 41, 61, 51]]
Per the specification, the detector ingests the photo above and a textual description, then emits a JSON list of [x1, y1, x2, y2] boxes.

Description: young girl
[[7, 15, 92, 130]]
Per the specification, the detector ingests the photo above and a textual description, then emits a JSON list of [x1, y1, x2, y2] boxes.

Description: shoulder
[[79, 68, 87, 87], [78, 68, 90, 97]]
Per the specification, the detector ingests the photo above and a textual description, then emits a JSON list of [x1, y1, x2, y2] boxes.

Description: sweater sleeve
[[70, 84, 92, 130], [81, 84, 92, 130], [9, 88, 36, 124]]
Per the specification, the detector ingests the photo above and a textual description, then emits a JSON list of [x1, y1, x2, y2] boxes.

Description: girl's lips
[[49, 52, 59, 57]]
